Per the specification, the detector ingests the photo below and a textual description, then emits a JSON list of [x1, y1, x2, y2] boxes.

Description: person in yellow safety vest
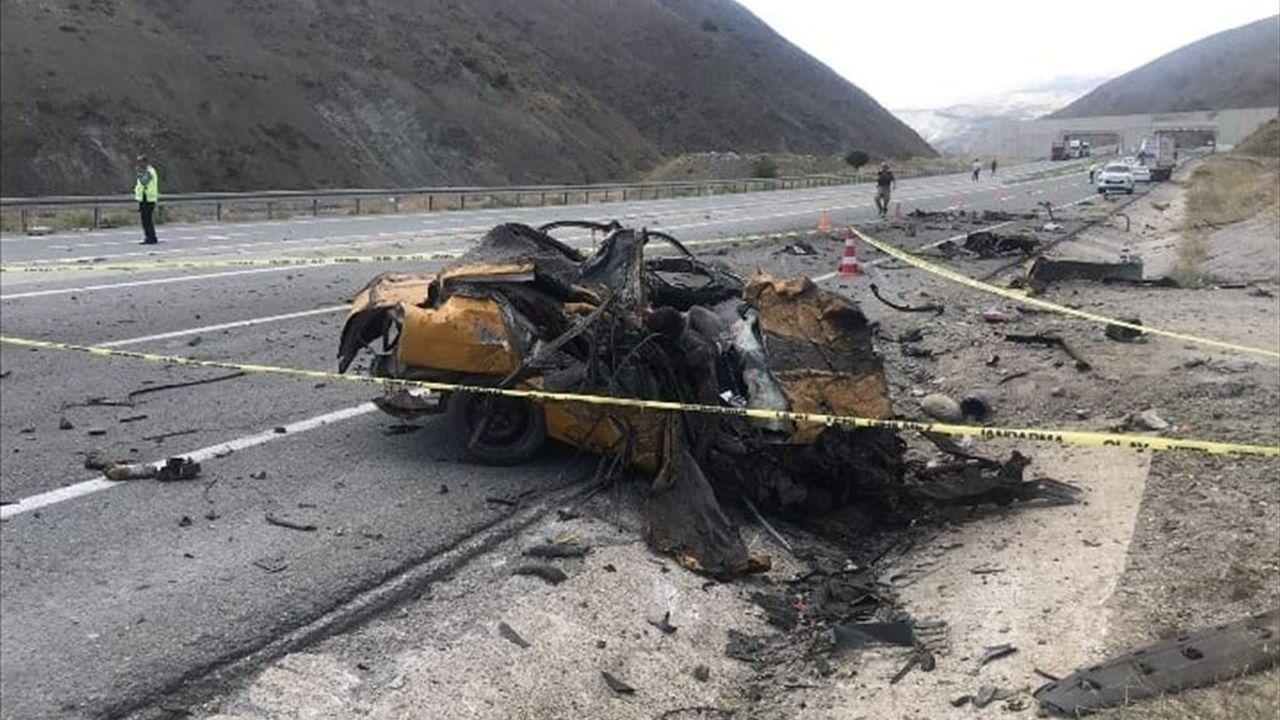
[[1088, 161, 1099, 185], [133, 155, 160, 244]]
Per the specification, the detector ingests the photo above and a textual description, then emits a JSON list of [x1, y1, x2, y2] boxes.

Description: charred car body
[[338, 221, 1071, 574]]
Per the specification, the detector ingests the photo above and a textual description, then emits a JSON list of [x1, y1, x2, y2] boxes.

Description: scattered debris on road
[[264, 512, 317, 532], [524, 540, 591, 558], [497, 621, 531, 649], [775, 240, 817, 256], [648, 611, 679, 635], [103, 462, 157, 481], [252, 556, 289, 574], [1035, 609, 1280, 715], [869, 283, 943, 314], [1004, 332, 1092, 372], [512, 563, 568, 585], [978, 642, 1017, 665], [600, 670, 636, 695], [1027, 255, 1144, 290], [1105, 317, 1145, 342], [125, 372, 246, 402], [962, 230, 1039, 258], [832, 621, 915, 650], [157, 457, 201, 482]]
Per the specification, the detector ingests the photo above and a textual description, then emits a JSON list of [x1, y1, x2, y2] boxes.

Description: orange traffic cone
[[838, 229, 860, 277], [817, 210, 832, 233]]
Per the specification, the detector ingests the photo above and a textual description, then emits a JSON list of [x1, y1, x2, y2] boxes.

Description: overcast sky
[[734, 1, 1280, 109]]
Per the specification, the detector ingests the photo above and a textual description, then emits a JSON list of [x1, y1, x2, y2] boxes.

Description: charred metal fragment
[[1028, 256, 1144, 291], [869, 283, 944, 314], [1005, 333, 1092, 372], [1035, 609, 1280, 716], [963, 231, 1039, 258]]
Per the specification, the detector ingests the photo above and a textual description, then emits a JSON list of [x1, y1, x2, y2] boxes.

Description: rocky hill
[[1050, 15, 1280, 119], [0, 0, 934, 196]]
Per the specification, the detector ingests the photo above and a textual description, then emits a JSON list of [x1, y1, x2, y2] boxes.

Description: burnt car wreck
[[338, 221, 1074, 576]]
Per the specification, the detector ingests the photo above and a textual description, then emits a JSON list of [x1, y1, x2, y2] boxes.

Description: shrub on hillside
[[844, 150, 869, 169], [752, 156, 779, 178]]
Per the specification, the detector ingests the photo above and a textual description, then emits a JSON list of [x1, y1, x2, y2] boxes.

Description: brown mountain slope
[[1050, 15, 1280, 119], [0, 0, 934, 196]]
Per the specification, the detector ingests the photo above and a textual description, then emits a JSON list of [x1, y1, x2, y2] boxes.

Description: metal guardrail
[[0, 166, 964, 233]]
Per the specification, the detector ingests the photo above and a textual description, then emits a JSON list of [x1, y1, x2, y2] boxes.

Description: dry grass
[[1235, 118, 1280, 157], [1183, 156, 1280, 230], [1184, 117, 1280, 230], [1174, 120, 1280, 285]]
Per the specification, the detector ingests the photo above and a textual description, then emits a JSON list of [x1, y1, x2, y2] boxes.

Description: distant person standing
[[133, 155, 160, 245], [874, 161, 896, 218], [1088, 161, 1099, 185], [990, 158, 998, 177], [971, 159, 981, 181]]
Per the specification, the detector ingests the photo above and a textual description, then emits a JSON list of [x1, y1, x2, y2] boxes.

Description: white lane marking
[[97, 306, 349, 347], [0, 403, 378, 519], [0, 266, 298, 300]]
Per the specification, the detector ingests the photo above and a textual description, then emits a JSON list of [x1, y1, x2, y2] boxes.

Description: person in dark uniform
[[874, 162, 896, 218]]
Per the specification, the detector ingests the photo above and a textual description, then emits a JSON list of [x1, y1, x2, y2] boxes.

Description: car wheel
[[443, 378, 547, 465]]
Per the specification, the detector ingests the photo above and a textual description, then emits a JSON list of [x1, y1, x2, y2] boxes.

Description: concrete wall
[[974, 107, 1280, 159]]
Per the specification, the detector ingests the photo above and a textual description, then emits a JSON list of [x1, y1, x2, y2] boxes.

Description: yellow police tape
[[1, 333, 1276, 457], [0, 233, 784, 275], [852, 229, 1280, 360]]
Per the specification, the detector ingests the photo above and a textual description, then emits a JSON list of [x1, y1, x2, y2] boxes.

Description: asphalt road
[[0, 161, 1102, 719]]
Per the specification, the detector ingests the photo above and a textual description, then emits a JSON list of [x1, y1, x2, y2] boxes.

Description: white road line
[[96, 305, 349, 347], [0, 403, 378, 519], [0, 266, 298, 300]]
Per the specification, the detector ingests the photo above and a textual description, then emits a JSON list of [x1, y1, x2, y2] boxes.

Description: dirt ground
[[187, 163, 1278, 720]]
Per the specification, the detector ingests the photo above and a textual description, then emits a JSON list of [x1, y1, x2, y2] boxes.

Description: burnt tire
[[443, 381, 546, 465]]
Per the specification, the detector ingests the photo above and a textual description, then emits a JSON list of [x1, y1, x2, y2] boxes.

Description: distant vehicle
[[1052, 138, 1091, 160], [1137, 134, 1177, 181], [1123, 156, 1137, 166], [1130, 164, 1151, 182], [1096, 163, 1135, 194]]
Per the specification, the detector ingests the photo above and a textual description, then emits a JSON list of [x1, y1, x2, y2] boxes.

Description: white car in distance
[[1096, 162, 1135, 194]]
